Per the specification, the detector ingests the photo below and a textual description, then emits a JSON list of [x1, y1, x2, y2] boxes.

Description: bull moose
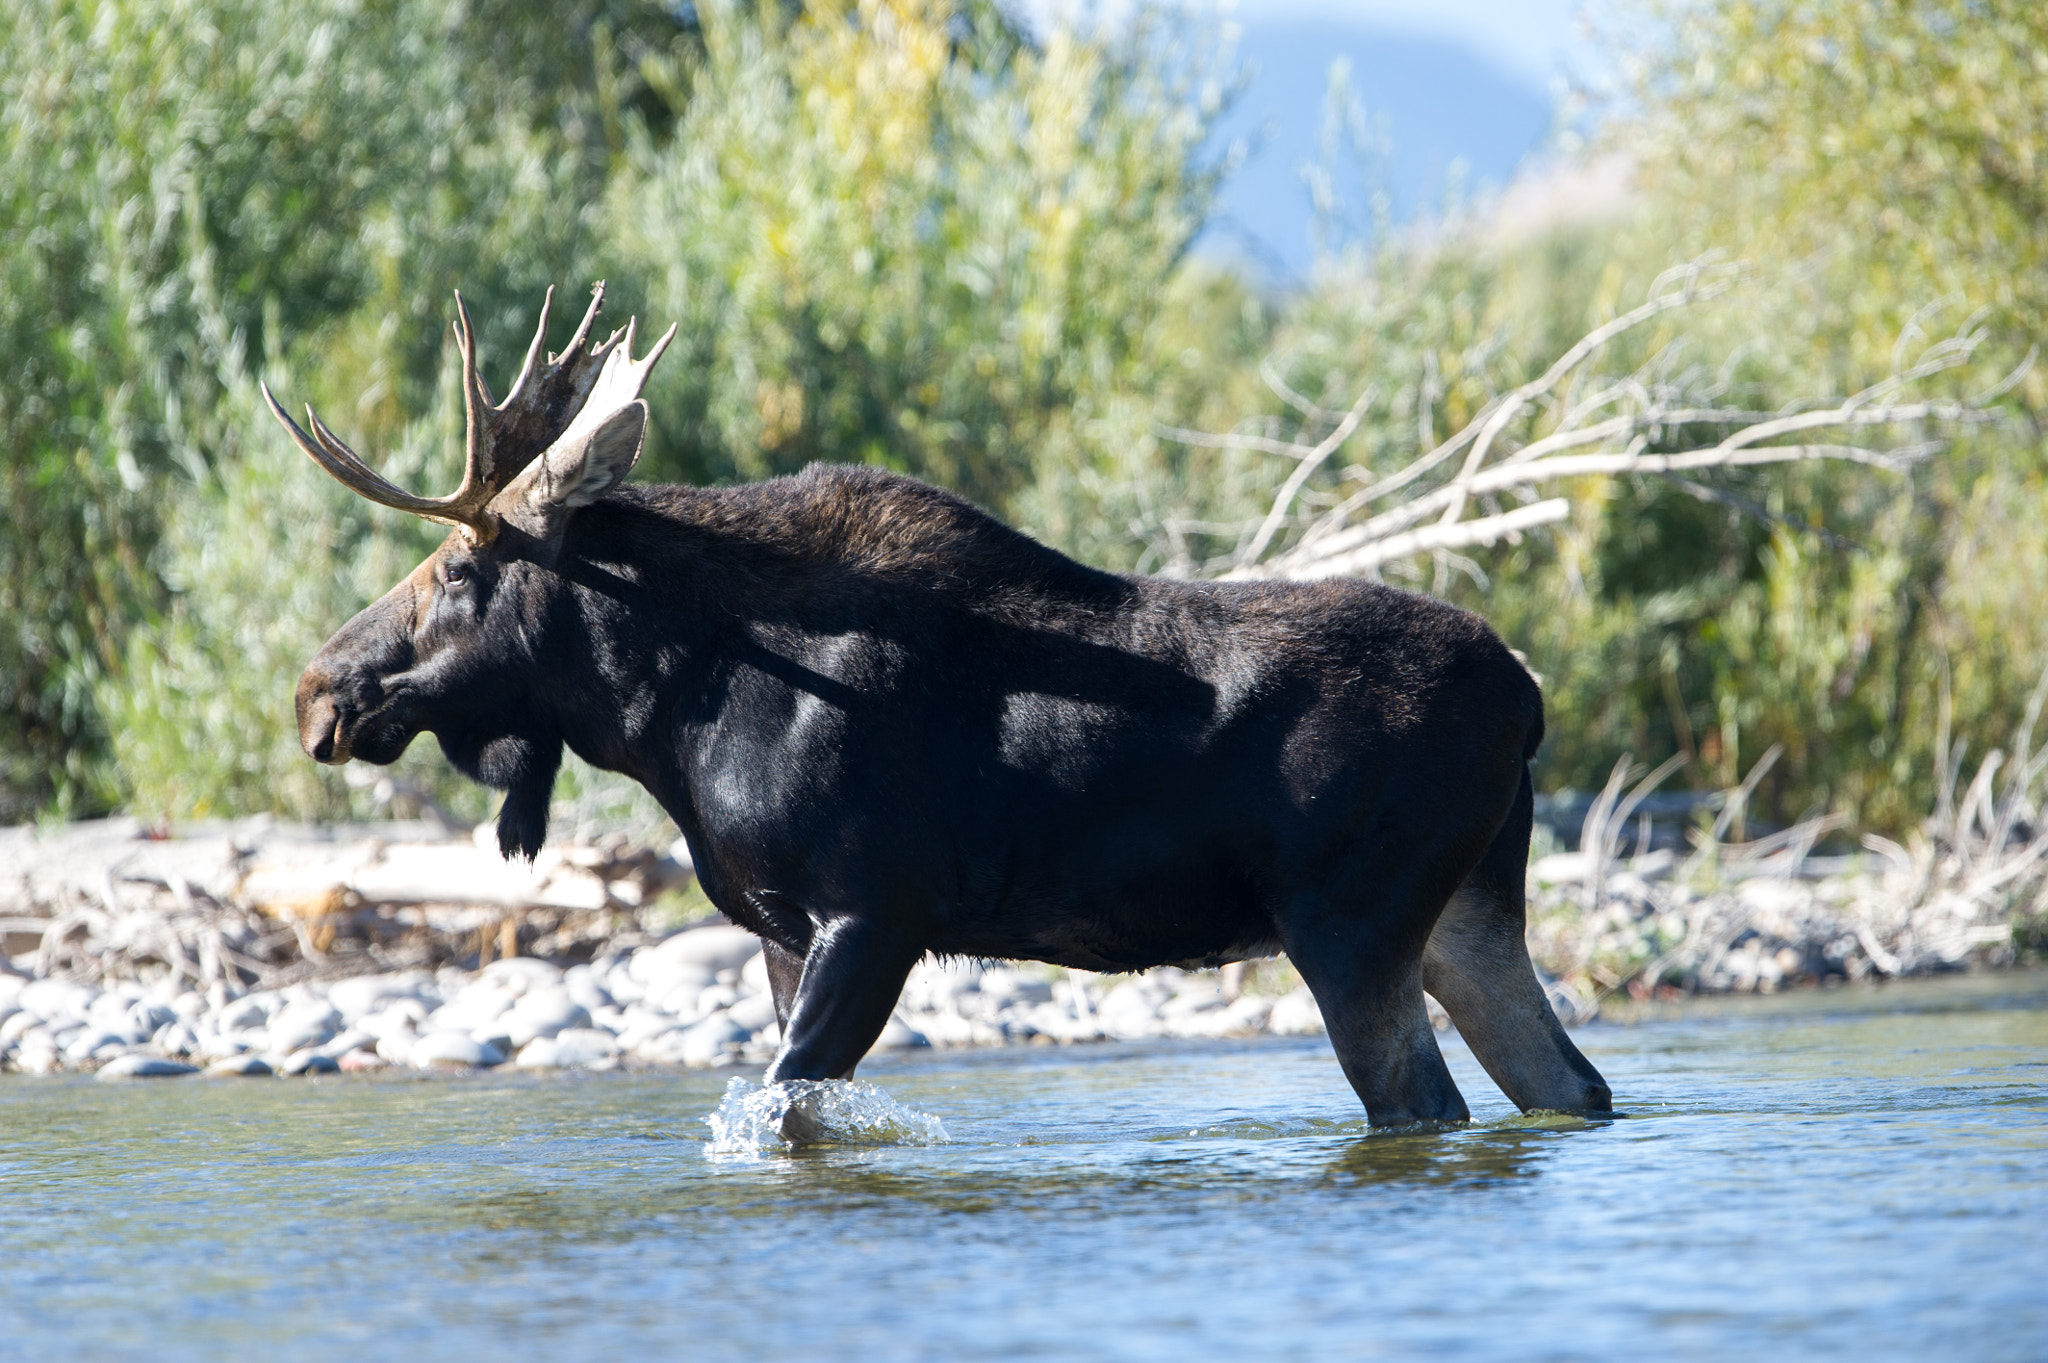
[[266, 284, 1612, 1127]]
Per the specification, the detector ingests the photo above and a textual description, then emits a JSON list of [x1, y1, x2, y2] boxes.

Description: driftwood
[[0, 818, 693, 988], [1142, 257, 2024, 585]]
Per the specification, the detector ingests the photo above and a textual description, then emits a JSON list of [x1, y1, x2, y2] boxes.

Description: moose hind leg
[[1422, 770, 1613, 1114], [1281, 896, 1470, 1128], [761, 938, 804, 1031]]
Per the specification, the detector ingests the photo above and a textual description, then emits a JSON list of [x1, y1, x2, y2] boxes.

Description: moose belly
[[933, 852, 1284, 975]]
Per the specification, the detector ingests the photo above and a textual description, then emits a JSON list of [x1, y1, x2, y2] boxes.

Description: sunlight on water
[[702, 1075, 950, 1157], [2, 971, 2044, 1360]]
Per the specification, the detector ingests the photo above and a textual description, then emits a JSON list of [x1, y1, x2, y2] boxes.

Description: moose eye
[[444, 563, 469, 586]]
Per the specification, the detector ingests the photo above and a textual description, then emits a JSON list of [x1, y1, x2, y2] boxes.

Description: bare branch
[[1151, 423, 1328, 460], [1235, 386, 1376, 569], [1232, 498, 1571, 581]]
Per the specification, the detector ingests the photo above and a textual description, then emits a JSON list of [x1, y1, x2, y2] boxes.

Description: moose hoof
[[780, 1100, 828, 1146]]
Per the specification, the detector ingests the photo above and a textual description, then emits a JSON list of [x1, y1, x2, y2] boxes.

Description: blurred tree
[[614, 0, 1226, 512]]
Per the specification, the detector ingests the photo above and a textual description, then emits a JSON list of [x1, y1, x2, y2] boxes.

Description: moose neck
[[529, 486, 781, 825]]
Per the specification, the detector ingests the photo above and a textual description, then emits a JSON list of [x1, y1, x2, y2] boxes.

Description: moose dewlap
[[267, 282, 1612, 1128]]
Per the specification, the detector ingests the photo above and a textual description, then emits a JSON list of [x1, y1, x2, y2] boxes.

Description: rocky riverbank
[[0, 920, 1334, 1078], [2, 765, 2042, 1080]]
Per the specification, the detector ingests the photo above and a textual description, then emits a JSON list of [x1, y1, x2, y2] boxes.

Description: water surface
[[4, 971, 2045, 1360]]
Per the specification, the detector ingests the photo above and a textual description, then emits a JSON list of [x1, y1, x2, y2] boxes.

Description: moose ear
[[512, 400, 648, 524]]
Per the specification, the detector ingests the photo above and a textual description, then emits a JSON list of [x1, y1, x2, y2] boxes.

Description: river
[[4, 970, 2044, 1360]]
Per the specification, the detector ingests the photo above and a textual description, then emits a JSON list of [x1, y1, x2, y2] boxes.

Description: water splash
[[703, 1076, 949, 1158]]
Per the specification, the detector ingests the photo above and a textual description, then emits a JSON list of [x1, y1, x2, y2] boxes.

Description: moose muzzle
[[296, 680, 349, 765]]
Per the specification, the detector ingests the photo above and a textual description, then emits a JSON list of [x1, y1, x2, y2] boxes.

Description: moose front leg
[[761, 916, 922, 1145], [764, 917, 922, 1085]]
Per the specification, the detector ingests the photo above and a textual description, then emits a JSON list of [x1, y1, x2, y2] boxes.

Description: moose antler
[[262, 283, 672, 544]]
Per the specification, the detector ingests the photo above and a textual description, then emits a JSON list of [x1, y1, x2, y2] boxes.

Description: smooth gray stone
[[96, 1055, 200, 1080], [504, 993, 593, 1048], [205, 1054, 274, 1077], [266, 1003, 343, 1053], [409, 1031, 505, 1068], [281, 1050, 341, 1075]]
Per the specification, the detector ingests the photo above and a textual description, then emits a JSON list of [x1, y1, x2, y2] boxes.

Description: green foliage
[[612, 0, 1224, 511], [6, 0, 2047, 842], [3, 0, 1225, 823]]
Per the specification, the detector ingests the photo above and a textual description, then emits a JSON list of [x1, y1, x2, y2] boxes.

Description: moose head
[[265, 284, 674, 858]]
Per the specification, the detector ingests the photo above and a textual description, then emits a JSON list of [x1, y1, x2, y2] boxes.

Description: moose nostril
[[298, 692, 346, 764]]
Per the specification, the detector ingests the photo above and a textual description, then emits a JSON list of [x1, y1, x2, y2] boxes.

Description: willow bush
[[5, 0, 2046, 841]]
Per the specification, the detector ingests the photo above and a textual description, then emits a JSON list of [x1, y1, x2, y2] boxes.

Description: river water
[[4, 970, 2045, 1360]]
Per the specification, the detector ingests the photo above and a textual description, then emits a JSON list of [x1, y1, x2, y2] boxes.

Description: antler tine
[[498, 285, 556, 407], [554, 282, 607, 369], [304, 407, 488, 531], [260, 381, 490, 535]]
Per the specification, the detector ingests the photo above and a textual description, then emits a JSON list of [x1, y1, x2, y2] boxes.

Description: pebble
[[1267, 987, 1325, 1036], [516, 1027, 619, 1069], [502, 991, 593, 1048], [408, 1031, 504, 1068], [280, 1050, 341, 1076], [868, 1018, 929, 1052], [266, 1003, 343, 1054], [206, 1055, 274, 1077], [96, 1055, 199, 1079]]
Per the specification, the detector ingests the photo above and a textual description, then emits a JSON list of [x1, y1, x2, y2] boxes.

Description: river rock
[[481, 957, 563, 996], [1174, 994, 1274, 1039], [614, 1006, 682, 1052], [328, 974, 430, 1020], [266, 1002, 343, 1053], [726, 992, 778, 1035], [631, 925, 761, 987], [652, 979, 709, 1018], [0, 1009, 40, 1045], [1097, 978, 1169, 1040], [215, 994, 275, 1034], [502, 990, 592, 1048], [96, 1054, 199, 1079], [20, 978, 96, 1021], [561, 965, 614, 1013], [197, 1030, 253, 1060], [628, 1027, 692, 1065], [154, 1022, 200, 1057], [978, 967, 1055, 1005], [206, 1054, 274, 1076], [357, 1000, 429, 1041], [677, 1013, 751, 1067], [1160, 980, 1228, 1020], [427, 984, 513, 1034], [64, 1029, 132, 1065], [409, 1031, 504, 1068], [337, 1048, 387, 1072], [1267, 987, 1324, 1035], [314, 1027, 374, 1058], [516, 1027, 619, 1069], [867, 1017, 929, 1052], [281, 1050, 341, 1076]]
